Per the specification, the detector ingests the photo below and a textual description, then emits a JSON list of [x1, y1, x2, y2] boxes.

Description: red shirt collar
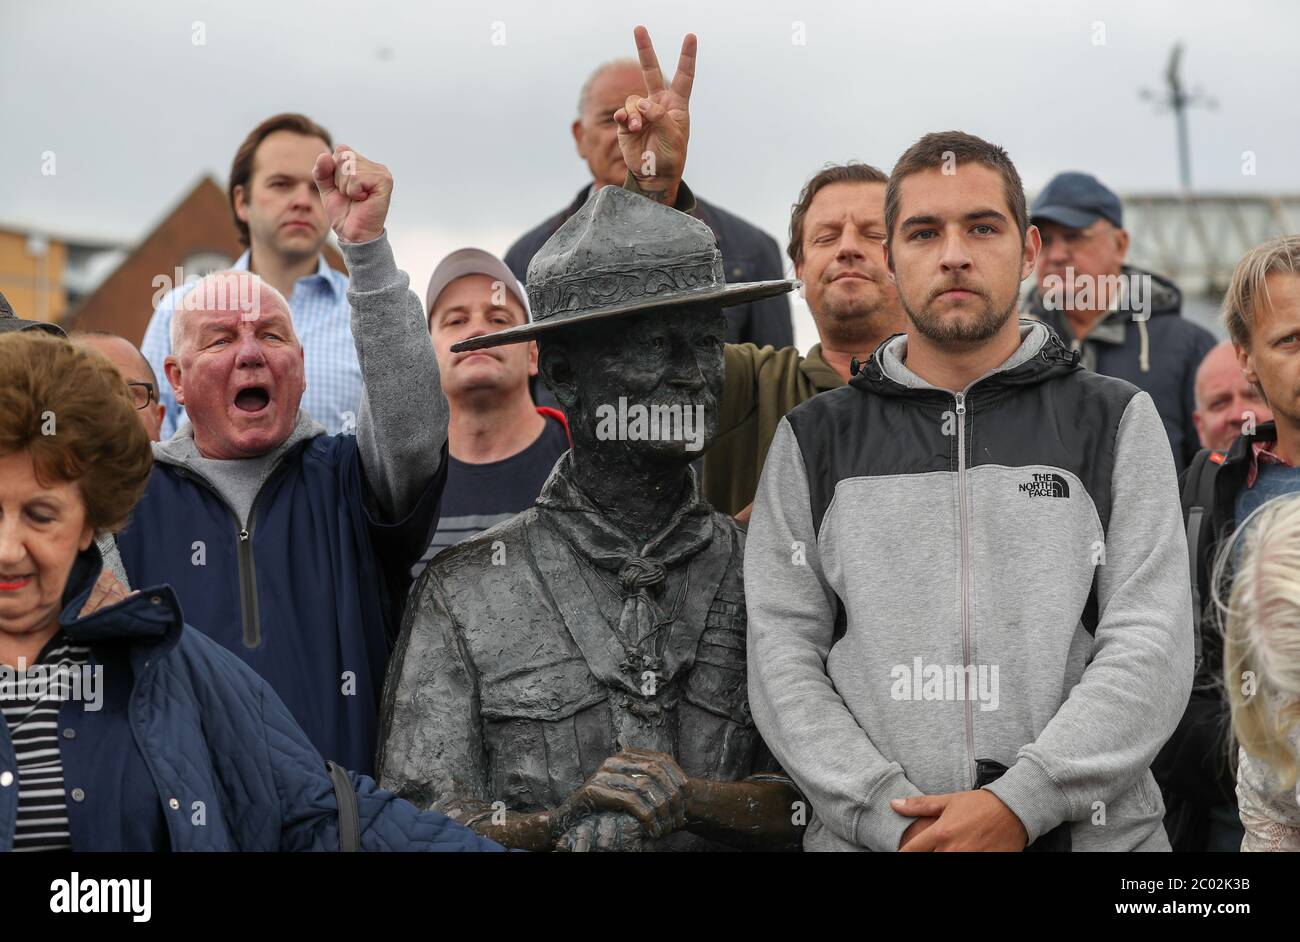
[[1247, 437, 1292, 488]]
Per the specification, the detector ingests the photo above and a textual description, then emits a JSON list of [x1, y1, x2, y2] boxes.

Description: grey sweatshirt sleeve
[[338, 232, 448, 521], [746, 418, 925, 851], [97, 534, 131, 590], [984, 391, 1195, 841]]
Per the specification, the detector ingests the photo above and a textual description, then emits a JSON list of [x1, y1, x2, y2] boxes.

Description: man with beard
[[143, 113, 361, 437], [746, 131, 1193, 851], [704, 162, 908, 517], [377, 30, 802, 852]]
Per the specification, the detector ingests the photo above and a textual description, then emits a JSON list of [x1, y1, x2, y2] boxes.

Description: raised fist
[[312, 145, 393, 244]]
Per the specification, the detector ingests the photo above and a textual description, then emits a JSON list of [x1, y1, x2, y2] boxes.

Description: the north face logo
[[1019, 472, 1070, 498]]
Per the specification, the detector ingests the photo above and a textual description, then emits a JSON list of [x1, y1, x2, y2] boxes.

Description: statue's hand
[[552, 748, 689, 841], [554, 812, 645, 852]]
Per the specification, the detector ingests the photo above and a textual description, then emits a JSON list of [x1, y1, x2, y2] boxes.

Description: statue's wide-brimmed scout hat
[[0, 291, 65, 336], [451, 186, 795, 352]]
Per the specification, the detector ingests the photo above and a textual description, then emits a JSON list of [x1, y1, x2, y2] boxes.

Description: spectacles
[[127, 381, 156, 411]]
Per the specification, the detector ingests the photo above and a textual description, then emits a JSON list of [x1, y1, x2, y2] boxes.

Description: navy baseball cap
[[1031, 172, 1123, 230], [0, 291, 65, 336]]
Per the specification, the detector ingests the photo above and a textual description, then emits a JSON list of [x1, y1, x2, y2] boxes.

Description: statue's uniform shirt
[[377, 454, 772, 850]]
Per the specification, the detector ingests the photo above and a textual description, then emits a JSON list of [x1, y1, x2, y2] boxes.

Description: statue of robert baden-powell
[[376, 28, 803, 851]]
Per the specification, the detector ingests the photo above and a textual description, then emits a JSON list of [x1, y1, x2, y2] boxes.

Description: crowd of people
[[2, 26, 1300, 853]]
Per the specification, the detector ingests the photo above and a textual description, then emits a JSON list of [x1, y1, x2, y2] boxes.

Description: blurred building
[[0, 225, 122, 325], [1123, 194, 1300, 297], [71, 176, 244, 344], [1, 174, 346, 346]]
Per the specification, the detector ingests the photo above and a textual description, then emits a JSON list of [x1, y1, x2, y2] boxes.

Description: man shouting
[[113, 145, 446, 776]]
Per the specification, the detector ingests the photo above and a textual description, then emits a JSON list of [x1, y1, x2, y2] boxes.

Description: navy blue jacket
[[115, 432, 445, 777], [0, 548, 500, 851], [1027, 266, 1216, 474]]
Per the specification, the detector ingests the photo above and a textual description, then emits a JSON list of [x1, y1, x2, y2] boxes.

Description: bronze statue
[[376, 28, 802, 851]]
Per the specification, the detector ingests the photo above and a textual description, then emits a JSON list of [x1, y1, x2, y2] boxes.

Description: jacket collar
[[1209, 421, 1278, 535], [852, 320, 1078, 399], [1219, 420, 1277, 469], [801, 344, 846, 391], [154, 408, 326, 471], [535, 451, 714, 566]]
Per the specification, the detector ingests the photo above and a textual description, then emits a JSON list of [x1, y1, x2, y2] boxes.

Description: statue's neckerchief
[[535, 453, 717, 683]]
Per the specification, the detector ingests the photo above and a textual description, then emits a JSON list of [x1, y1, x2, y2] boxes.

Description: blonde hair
[[1223, 235, 1300, 350], [1219, 493, 1300, 789]]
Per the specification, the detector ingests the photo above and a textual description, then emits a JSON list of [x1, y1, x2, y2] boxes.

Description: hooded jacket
[[0, 546, 501, 851], [746, 321, 1194, 851], [1026, 265, 1216, 473]]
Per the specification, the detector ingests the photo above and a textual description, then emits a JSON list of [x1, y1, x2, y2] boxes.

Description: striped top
[[410, 414, 569, 577], [0, 634, 92, 852]]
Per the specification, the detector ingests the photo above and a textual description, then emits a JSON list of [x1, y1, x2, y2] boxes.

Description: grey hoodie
[[745, 322, 1194, 852]]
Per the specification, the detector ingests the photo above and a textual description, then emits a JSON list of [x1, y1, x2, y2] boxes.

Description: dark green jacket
[[703, 342, 843, 515]]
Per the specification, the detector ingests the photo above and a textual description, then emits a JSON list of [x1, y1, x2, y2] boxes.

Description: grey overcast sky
[[2, 0, 1297, 346]]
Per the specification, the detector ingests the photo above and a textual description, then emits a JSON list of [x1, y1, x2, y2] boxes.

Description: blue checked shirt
[[141, 251, 361, 438]]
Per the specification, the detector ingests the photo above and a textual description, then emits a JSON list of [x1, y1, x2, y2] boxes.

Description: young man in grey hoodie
[[745, 131, 1194, 851]]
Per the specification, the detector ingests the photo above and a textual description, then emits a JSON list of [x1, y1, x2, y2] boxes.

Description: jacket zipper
[[954, 391, 976, 788], [235, 509, 261, 649], [173, 468, 269, 650]]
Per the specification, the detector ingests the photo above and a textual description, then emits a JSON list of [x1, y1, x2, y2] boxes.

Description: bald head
[[163, 270, 306, 460], [71, 331, 166, 442], [1194, 339, 1272, 452], [170, 271, 296, 357], [572, 58, 646, 190], [577, 58, 640, 119]]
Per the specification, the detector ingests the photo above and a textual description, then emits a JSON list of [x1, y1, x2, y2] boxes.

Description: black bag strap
[[326, 760, 360, 852], [1181, 449, 1222, 672]]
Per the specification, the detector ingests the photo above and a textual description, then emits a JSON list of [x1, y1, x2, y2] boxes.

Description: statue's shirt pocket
[[684, 596, 751, 725], [478, 655, 607, 723]]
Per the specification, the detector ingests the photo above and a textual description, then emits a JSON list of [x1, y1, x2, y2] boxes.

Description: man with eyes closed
[[109, 145, 449, 777]]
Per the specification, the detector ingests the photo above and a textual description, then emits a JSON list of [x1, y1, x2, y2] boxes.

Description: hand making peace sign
[[613, 25, 696, 206]]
